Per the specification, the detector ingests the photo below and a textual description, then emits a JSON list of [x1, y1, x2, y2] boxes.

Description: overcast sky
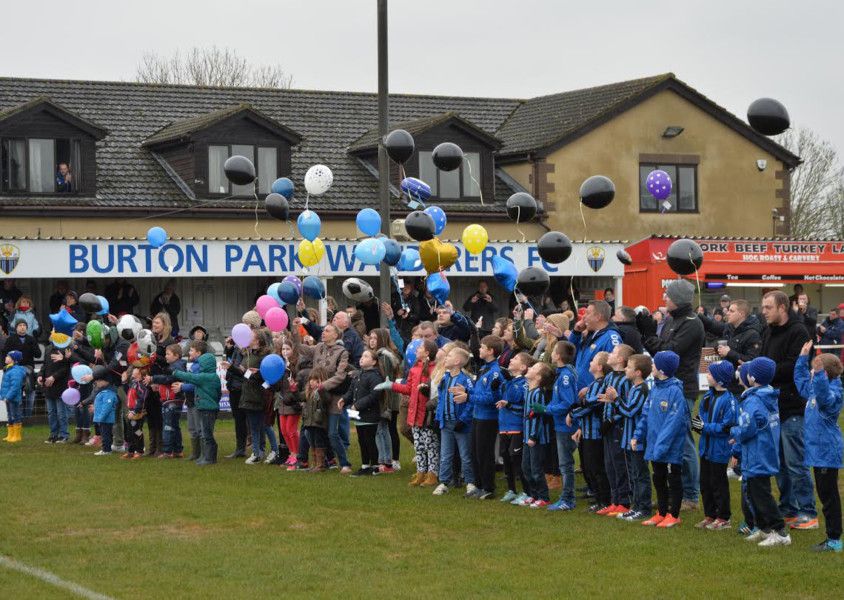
[[2, 0, 842, 154]]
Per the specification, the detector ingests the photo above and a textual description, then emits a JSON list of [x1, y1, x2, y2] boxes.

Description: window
[[1, 137, 80, 193], [418, 150, 482, 199], [639, 163, 697, 212], [208, 144, 278, 196]]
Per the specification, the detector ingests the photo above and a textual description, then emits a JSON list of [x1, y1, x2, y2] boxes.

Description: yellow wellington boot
[[2, 424, 11, 442], [11, 423, 23, 443]]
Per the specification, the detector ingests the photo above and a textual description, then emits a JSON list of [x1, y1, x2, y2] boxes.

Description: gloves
[[453, 421, 466, 433], [691, 415, 704, 434], [373, 379, 393, 392], [418, 383, 430, 399], [635, 311, 658, 338], [722, 423, 732, 433], [530, 402, 546, 414], [490, 377, 501, 392]]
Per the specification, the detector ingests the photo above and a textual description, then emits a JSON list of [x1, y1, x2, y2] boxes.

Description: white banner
[[0, 239, 625, 279]]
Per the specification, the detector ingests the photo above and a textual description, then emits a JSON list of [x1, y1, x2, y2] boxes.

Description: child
[[795, 343, 843, 553], [495, 351, 533, 504], [432, 347, 475, 497], [1, 350, 26, 443], [277, 340, 302, 467], [91, 365, 118, 456], [616, 354, 653, 521], [173, 340, 204, 461], [692, 360, 737, 530], [150, 343, 186, 458], [571, 351, 612, 512], [124, 366, 149, 459], [301, 368, 329, 472], [522, 361, 556, 508], [172, 350, 221, 466], [545, 341, 578, 511], [344, 349, 385, 476], [599, 344, 635, 516], [632, 351, 688, 528], [471, 335, 505, 499]]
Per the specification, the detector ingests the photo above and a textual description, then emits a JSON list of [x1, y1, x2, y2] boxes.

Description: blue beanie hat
[[738, 363, 752, 387], [748, 356, 776, 386], [7, 350, 23, 364], [653, 351, 680, 378], [708, 360, 735, 387]]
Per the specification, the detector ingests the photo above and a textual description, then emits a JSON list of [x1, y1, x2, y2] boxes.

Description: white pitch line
[[0, 554, 115, 600]]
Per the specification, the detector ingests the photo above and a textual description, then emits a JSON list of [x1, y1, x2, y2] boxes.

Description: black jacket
[[642, 304, 705, 399], [760, 311, 810, 419], [614, 321, 643, 353], [700, 314, 762, 394], [1, 333, 41, 368], [40, 344, 70, 400], [343, 367, 384, 423], [463, 293, 498, 333]]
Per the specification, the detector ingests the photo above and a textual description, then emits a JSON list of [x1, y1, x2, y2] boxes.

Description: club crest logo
[[0, 244, 20, 275], [586, 246, 605, 272]]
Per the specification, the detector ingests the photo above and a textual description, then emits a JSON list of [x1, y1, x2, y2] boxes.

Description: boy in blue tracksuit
[[1, 350, 27, 443], [795, 343, 843, 553], [692, 361, 737, 530], [433, 347, 475, 497], [523, 362, 556, 508], [616, 354, 653, 521], [600, 344, 635, 516], [544, 341, 578, 511], [632, 351, 688, 528], [91, 365, 119, 456], [471, 335, 504, 499], [496, 352, 532, 505], [729, 356, 791, 547]]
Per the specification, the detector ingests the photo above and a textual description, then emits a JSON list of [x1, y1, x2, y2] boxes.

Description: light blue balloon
[[259, 354, 287, 386], [96, 295, 110, 316], [397, 248, 422, 272], [267, 282, 283, 305], [405, 338, 422, 367], [493, 255, 518, 292], [303, 275, 325, 300], [297, 210, 321, 242], [356, 208, 382, 237], [147, 226, 167, 249], [354, 237, 387, 266], [426, 272, 450, 305], [424, 206, 447, 236], [71, 364, 93, 384]]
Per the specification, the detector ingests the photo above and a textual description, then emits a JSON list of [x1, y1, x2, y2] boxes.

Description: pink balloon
[[231, 323, 254, 349], [61, 387, 81, 406], [255, 294, 278, 318], [264, 307, 289, 333]]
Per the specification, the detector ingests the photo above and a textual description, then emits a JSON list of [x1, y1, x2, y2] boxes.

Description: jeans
[[438, 420, 474, 486], [5, 400, 23, 425], [681, 397, 699, 502], [186, 405, 199, 439], [98, 422, 114, 452], [556, 434, 577, 505], [46, 397, 69, 439], [776, 415, 817, 518], [246, 409, 265, 457], [327, 412, 351, 467], [340, 409, 350, 447], [375, 419, 392, 465], [522, 442, 549, 501], [264, 425, 279, 453], [198, 409, 218, 457], [625, 449, 652, 514], [162, 404, 183, 453]]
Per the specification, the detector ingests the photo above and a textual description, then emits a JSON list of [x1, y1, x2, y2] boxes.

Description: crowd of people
[[1, 277, 842, 553]]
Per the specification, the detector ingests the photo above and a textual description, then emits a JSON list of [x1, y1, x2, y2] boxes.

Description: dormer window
[[1, 137, 83, 193], [419, 150, 481, 199], [208, 144, 278, 196]]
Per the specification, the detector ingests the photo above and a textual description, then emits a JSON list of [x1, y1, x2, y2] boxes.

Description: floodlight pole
[[377, 0, 391, 326]]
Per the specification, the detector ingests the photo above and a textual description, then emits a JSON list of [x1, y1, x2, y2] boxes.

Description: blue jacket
[[617, 381, 649, 451], [571, 376, 608, 440], [729, 386, 780, 478], [93, 385, 119, 424], [0, 364, 26, 402], [697, 388, 737, 464], [795, 355, 843, 468], [547, 365, 577, 433], [634, 377, 688, 464], [472, 360, 503, 421], [438, 311, 472, 343], [523, 386, 551, 444], [181, 360, 199, 404], [569, 325, 622, 392], [498, 376, 526, 433], [435, 371, 474, 428], [818, 317, 844, 346]]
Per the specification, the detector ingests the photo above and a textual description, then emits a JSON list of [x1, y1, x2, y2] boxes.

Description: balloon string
[[570, 279, 578, 314], [579, 200, 588, 241], [464, 155, 483, 205], [515, 206, 526, 243], [253, 190, 262, 238], [305, 192, 310, 212], [691, 251, 702, 309]]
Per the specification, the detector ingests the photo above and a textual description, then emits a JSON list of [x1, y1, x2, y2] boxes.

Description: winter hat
[[13, 317, 28, 329], [738, 363, 752, 387], [720, 294, 731, 303], [653, 351, 680, 378], [242, 310, 262, 328], [665, 279, 695, 307], [91, 365, 110, 382], [7, 350, 23, 364], [708, 360, 735, 387], [189, 325, 208, 340], [747, 356, 776, 386]]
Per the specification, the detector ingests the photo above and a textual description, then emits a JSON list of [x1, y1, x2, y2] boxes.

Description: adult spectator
[[434, 303, 472, 343], [63, 291, 84, 323], [417, 320, 450, 348], [788, 284, 804, 306], [105, 278, 140, 317], [568, 300, 622, 392], [817, 305, 844, 347], [718, 294, 731, 314], [48, 280, 70, 314], [636, 279, 704, 509], [222, 333, 249, 459], [56, 162, 74, 192], [0, 279, 22, 308], [150, 279, 181, 337], [611, 306, 643, 353], [1, 319, 41, 419], [793, 292, 818, 341], [603, 288, 616, 312], [391, 281, 422, 343], [700, 299, 761, 394], [759, 290, 817, 528], [332, 311, 364, 369], [463, 279, 498, 337]]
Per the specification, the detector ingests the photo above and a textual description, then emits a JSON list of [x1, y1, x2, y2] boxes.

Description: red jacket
[[393, 361, 436, 428]]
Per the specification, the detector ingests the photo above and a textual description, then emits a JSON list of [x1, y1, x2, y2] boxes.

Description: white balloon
[[342, 277, 374, 303], [304, 164, 333, 196], [117, 314, 142, 342]]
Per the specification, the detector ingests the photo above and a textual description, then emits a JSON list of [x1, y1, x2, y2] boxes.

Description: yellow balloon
[[298, 238, 325, 267], [462, 224, 488, 255]]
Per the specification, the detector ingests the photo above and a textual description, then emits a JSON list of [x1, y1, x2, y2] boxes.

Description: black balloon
[[516, 266, 550, 298], [747, 98, 790, 136], [384, 129, 415, 164], [265, 193, 290, 221], [78, 292, 102, 314], [404, 211, 436, 242], [666, 238, 704, 276], [616, 249, 633, 266], [224, 155, 256, 186], [537, 231, 573, 264], [506, 192, 538, 222], [431, 142, 464, 171], [579, 175, 616, 209]]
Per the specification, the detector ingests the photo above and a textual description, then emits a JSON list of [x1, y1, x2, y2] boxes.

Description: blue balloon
[[147, 226, 167, 249], [297, 210, 321, 241], [405, 338, 422, 368], [424, 206, 447, 236], [382, 239, 402, 266], [271, 177, 295, 200], [493, 255, 518, 292], [71, 364, 93, 384], [401, 177, 432, 204], [95, 295, 110, 316], [278, 281, 300, 305], [50, 307, 78, 336], [282, 275, 303, 297], [259, 354, 287, 386], [303, 275, 326, 300], [426, 272, 450, 305], [397, 248, 422, 272], [267, 282, 283, 305], [354, 237, 387, 266], [356, 208, 382, 237]]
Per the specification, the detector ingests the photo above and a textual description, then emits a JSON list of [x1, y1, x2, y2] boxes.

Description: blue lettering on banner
[[242, 246, 266, 272], [225, 245, 242, 272], [159, 244, 184, 272], [117, 244, 138, 273], [185, 245, 207, 273], [91, 245, 114, 273], [69, 244, 88, 273], [268, 245, 286, 273], [328, 245, 355, 272]]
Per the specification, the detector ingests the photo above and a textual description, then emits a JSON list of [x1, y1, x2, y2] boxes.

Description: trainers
[[810, 539, 843, 553], [432, 483, 449, 496], [120, 452, 132, 460], [726, 467, 742, 481], [620, 510, 647, 522], [110, 444, 122, 452], [85, 435, 100, 447], [745, 528, 766, 542], [595, 505, 615, 516], [464, 484, 480, 498], [477, 490, 494, 500], [607, 505, 629, 517], [263, 451, 278, 464], [327, 459, 339, 470], [530, 499, 550, 509], [391, 460, 402, 471], [680, 500, 699, 511], [642, 514, 665, 526], [44, 436, 57, 444], [695, 517, 715, 529], [351, 467, 374, 477], [510, 493, 529, 506], [518, 496, 536, 507], [55, 438, 68, 444], [131, 452, 144, 460], [287, 461, 308, 471], [93, 450, 111, 456], [379, 464, 395, 474], [225, 450, 247, 459], [737, 522, 753, 536], [783, 516, 798, 525], [548, 500, 575, 512], [707, 518, 732, 531], [790, 515, 819, 530], [758, 531, 792, 547], [340, 466, 353, 475], [588, 504, 608, 514], [500, 490, 517, 503], [657, 515, 681, 528], [244, 454, 262, 465]]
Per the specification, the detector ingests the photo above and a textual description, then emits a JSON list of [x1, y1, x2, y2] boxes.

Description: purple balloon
[[62, 387, 81, 406], [646, 169, 673, 201], [282, 275, 303, 297], [232, 323, 254, 349]]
